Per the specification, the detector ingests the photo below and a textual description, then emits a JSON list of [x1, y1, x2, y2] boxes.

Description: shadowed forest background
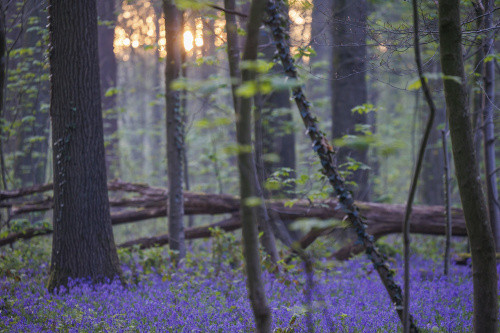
[[1, 0, 499, 331]]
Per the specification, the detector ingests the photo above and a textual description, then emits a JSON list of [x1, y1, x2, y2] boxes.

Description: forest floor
[[0, 234, 497, 332]]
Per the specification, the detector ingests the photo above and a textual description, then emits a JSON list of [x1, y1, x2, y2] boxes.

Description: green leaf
[[442, 75, 462, 85], [236, 81, 258, 98], [105, 87, 121, 97], [175, 0, 213, 10], [484, 53, 500, 63], [264, 180, 282, 191], [240, 59, 275, 73], [351, 103, 376, 114], [171, 78, 189, 91], [407, 78, 423, 91], [243, 196, 262, 207]]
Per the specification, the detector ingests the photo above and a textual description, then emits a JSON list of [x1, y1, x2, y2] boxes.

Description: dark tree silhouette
[[163, 0, 186, 260], [331, 0, 370, 201], [47, 0, 122, 292]]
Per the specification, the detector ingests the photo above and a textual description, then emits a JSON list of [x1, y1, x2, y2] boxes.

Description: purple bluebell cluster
[[1, 252, 492, 332]]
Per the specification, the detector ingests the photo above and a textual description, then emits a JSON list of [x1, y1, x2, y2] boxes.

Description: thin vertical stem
[[442, 127, 452, 275], [402, 1, 437, 331]]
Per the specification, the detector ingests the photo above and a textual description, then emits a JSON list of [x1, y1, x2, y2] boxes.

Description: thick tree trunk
[[46, 0, 122, 292], [438, 0, 498, 331], [97, 0, 119, 179], [331, 0, 370, 201], [237, 0, 272, 331], [163, 0, 186, 260]]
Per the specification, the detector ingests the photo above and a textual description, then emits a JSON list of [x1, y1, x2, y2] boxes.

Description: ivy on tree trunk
[[47, 0, 122, 292]]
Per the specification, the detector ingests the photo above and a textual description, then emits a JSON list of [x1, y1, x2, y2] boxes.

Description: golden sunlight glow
[[114, 0, 230, 60], [184, 31, 194, 52], [289, 3, 312, 64], [195, 18, 204, 47], [214, 14, 226, 47]]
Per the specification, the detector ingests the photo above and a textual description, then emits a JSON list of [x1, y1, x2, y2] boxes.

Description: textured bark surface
[[438, 0, 498, 331], [481, 0, 500, 250], [225, 0, 279, 263], [46, 0, 122, 292], [237, 0, 273, 330], [97, 0, 119, 178], [163, 0, 186, 259], [331, 0, 370, 201]]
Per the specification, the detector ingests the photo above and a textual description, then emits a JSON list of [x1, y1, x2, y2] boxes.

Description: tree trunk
[[481, 0, 500, 250], [331, 0, 370, 201], [225, 0, 279, 263], [46, 0, 122, 292], [438, 0, 498, 330], [266, 0, 418, 328], [97, 0, 119, 179], [259, 29, 296, 198], [237, 0, 272, 331], [163, 0, 186, 260]]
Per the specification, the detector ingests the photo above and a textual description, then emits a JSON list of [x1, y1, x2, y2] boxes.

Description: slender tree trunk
[[471, 2, 484, 171], [47, 0, 122, 292], [331, 0, 370, 201], [0, 3, 6, 191], [163, 0, 186, 260], [481, 0, 500, 250], [97, 0, 119, 179], [234, 0, 272, 330], [442, 127, 452, 275], [225, 0, 279, 263], [438, 0, 498, 331]]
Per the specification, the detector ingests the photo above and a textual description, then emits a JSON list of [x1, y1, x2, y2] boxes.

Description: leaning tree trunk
[[236, 0, 273, 331], [46, 0, 122, 292], [265, 0, 418, 330], [481, 0, 500, 250], [163, 0, 186, 260], [438, 0, 498, 331], [97, 0, 119, 179], [331, 0, 370, 201]]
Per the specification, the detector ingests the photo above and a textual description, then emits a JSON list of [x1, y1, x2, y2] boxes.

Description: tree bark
[[237, 0, 273, 330], [438, 0, 498, 330], [163, 0, 186, 260], [97, 0, 119, 179], [46, 0, 122, 292], [481, 0, 500, 250], [225, 0, 279, 263], [331, 0, 370, 201]]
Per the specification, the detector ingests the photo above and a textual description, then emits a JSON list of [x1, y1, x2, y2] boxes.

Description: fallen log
[[119, 215, 241, 249], [0, 181, 468, 251]]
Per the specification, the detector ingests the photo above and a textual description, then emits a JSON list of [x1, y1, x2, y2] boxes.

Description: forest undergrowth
[[0, 232, 498, 332]]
